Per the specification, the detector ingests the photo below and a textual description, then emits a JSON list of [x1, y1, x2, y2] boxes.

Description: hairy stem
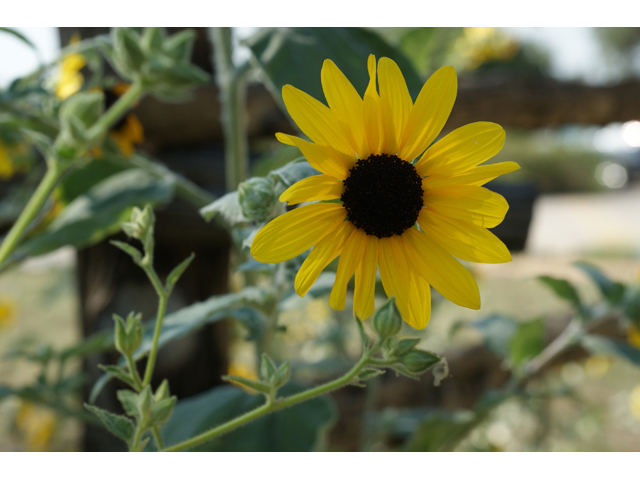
[[211, 27, 249, 191], [162, 349, 373, 452]]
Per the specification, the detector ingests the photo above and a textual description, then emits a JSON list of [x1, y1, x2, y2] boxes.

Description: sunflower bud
[[113, 312, 143, 357], [121, 205, 155, 254], [372, 297, 403, 339], [238, 177, 278, 222], [399, 349, 441, 374]]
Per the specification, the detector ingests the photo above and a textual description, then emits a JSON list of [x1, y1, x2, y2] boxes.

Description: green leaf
[[162, 383, 335, 451], [581, 334, 640, 366], [117, 389, 140, 417], [199, 191, 249, 224], [17, 169, 174, 258], [59, 330, 113, 362], [245, 28, 423, 105], [509, 318, 545, 367], [404, 409, 477, 452], [85, 404, 135, 443], [110, 240, 142, 264], [538, 276, 583, 311], [165, 253, 195, 291], [469, 314, 519, 359], [574, 261, 625, 305], [0, 28, 37, 51], [268, 158, 318, 188], [98, 365, 136, 389]]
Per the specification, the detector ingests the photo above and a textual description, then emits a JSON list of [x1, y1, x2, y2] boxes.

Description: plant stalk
[[211, 27, 249, 191], [162, 348, 373, 452]]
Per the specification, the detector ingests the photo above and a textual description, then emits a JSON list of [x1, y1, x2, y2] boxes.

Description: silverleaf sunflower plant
[[251, 54, 519, 329]]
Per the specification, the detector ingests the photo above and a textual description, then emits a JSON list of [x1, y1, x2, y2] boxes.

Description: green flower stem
[[162, 348, 374, 452], [151, 427, 165, 451], [211, 27, 249, 191], [125, 355, 143, 390], [142, 283, 168, 387], [86, 80, 144, 143], [0, 161, 64, 269], [131, 422, 145, 451]]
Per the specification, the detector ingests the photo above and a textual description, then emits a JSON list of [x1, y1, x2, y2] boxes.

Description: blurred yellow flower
[[630, 384, 640, 421], [453, 27, 519, 70], [0, 142, 15, 180], [55, 34, 85, 100], [15, 401, 58, 451], [628, 324, 640, 349], [0, 297, 16, 329], [227, 361, 259, 394], [584, 354, 614, 379]]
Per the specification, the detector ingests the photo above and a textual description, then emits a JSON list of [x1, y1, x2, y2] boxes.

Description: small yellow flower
[[454, 27, 519, 70], [251, 55, 518, 329], [0, 297, 16, 329], [55, 33, 85, 100], [15, 401, 58, 451]]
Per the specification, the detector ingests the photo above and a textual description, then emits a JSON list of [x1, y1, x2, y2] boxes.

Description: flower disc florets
[[341, 154, 423, 238]]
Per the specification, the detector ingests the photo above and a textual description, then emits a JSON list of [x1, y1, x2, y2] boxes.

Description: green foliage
[[581, 335, 640, 366], [245, 27, 423, 105], [574, 261, 626, 306], [85, 404, 135, 444], [162, 383, 335, 451], [16, 169, 174, 258], [509, 318, 545, 368], [538, 276, 583, 313]]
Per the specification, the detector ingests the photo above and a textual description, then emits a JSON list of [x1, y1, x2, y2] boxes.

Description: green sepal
[[152, 396, 177, 426], [154, 379, 170, 402], [142, 27, 166, 55], [391, 338, 421, 357], [113, 28, 145, 75], [162, 29, 196, 61], [222, 375, 272, 395], [272, 360, 291, 389], [399, 349, 441, 374], [259, 353, 277, 382]]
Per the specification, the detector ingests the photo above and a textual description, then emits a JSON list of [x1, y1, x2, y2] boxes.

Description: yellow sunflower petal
[[282, 85, 355, 157], [363, 55, 385, 155], [251, 203, 346, 263], [279, 174, 344, 205], [378, 57, 412, 154], [415, 122, 506, 177], [403, 228, 481, 310], [353, 235, 378, 320], [329, 228, 367, 310], [321, 59, 369, 160], [399, 66, 457, 162], [422, 161, 520, 190], [276, 133, 352, 179], [295, 220, 354, 297], [378, 236, 431, 329], [418, 209, 511, 263], [423, 185, 509, 228]]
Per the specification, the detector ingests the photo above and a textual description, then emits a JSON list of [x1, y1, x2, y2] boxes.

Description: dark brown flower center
[[341, 154, 424, 238]]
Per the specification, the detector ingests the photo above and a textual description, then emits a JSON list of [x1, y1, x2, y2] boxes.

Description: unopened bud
[[113, 312, 142, 357], [399, 349, 440, 374], [238, 177, 277, 222], [372, 297, 403, 339]]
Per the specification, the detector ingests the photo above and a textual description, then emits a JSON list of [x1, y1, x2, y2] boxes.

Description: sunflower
[[251, 55, 519, 329], [55, 33, 85, 100]]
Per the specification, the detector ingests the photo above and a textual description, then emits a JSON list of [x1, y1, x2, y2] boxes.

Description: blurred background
[[2, 27, 640, 452]]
